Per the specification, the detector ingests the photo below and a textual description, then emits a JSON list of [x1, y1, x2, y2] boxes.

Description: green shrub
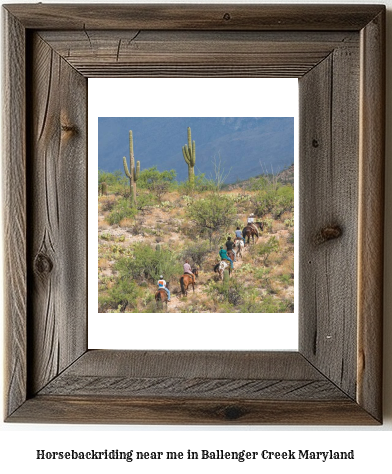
[[254, 236, 280, 265], [284, 217, 294, 228], [253, 184, 294, 219], [116, 243, 182, 283], [238, 288, 261, 312], [181, 240, 211, 268], [254, 267, 271, 280], [107, 198, 137, 225], [98, 170, 128, 195], [235, 263, 254, 275], [177, 173, 214, 196], [258, 295, 291, 313], [279, 273, 292, 286], [98, 278, 141, 312], [137, 167, 176, 202], [205, 277, 245, 308], [262, 218, 274, 233], [100, 233, 112, 241], [136, 191, 156, 211], [186, 193, 237, 247]]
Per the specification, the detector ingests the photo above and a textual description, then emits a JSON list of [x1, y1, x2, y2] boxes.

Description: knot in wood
[[223, 13, 231, 21], [34, 252, 53, 274], [61, 124, 78, 135], [223, 405, 244, 420], [312, 139, 319, 148], [314, 225, 342, 245]]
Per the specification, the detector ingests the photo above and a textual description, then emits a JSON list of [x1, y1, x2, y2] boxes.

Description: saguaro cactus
[[123, 130, 140, 207], [182, 127, 196, 186], [100, 181, 108, 196], [223, 269, 230, 289]]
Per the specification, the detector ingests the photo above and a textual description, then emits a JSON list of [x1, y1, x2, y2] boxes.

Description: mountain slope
[[98, 117, 294, 183]]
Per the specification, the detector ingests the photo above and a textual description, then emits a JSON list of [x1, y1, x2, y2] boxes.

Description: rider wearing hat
[[219, 246, 234, 269], [157, 275, 171, 301], [247, 213, 255, 224], [247, 213, 259, 234]]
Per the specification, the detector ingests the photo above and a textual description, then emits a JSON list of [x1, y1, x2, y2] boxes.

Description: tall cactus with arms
[[123, 130, 140, 207], [182, 126, 196, 186]]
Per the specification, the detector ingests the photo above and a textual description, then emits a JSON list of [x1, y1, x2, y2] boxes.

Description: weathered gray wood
[[2, 4, 384, 425], [9, 396, 379, 425], [2, 9, 27, 419], [28, 33, 87, 395], [357, 9, 385, 422], [299, 40, 360, 399], [39, 377, 347, 400], [39, 352, 347, 400], [59, 350, 323, 379], [40, 30, 359, 53], [4, 4, 384, 31], [39, 30, 358, 78], [54, 66, 303, 79]]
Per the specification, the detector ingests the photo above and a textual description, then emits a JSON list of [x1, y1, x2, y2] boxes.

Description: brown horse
[[179, 268, 199, 296], [227, 249, 235, 262], [242, 222, 264, 244], [155, 282, 170, 309]]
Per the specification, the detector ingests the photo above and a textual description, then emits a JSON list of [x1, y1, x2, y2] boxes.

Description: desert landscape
[[98, 159, 294, 314]]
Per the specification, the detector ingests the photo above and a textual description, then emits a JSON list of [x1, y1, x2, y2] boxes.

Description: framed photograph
[[3, 4, 384, 424], [90, 78, 298, 351]]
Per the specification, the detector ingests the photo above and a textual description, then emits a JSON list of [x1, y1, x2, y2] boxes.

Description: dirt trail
[[164, 242, 248, 313], [99, 195, 294, 313]]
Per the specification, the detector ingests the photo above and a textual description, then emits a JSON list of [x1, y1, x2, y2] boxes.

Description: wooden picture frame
[[3, 4, 385, 424]]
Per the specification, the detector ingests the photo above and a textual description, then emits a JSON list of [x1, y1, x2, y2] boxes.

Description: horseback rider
[[183, 259, 195, 283], [234, 226, 246, 244], [225, 236, 237, 262], [219, 246, 234, 269], [247, 213, 259, 236], [157, 275, 171, 301]]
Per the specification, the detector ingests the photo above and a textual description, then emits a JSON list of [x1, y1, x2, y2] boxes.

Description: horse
[[179, 268, 199, 297], [155, 282, 170, 310], [227, 249, 235, 262], [254, 221, 264, 232], [234, 238, 244, 258], [242, 221, 264, 244], [214, 260, 231, 280]]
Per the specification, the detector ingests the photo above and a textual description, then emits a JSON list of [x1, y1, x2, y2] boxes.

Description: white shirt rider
[[157, 276, 171, 301]]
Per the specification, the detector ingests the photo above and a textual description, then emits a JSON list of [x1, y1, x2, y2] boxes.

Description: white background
[[89, 78, 299, 351], [1, 1, 391, 473]]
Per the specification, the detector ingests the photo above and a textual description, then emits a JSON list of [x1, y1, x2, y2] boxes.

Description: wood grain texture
[[38, 350, 346, 400], [357, 9, 385, 422], [299, 40, 360, 399], [9, 396, 379, 425], [10, 349, 379, 424], [27, 33, 87, 395], [4, 4, 384, 31], [2, 9, 27, 419], [2, 4, 384, 425], [39, 377, 347, 400], [38, 30, 358, 78], [57, 350, 326, 379]]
